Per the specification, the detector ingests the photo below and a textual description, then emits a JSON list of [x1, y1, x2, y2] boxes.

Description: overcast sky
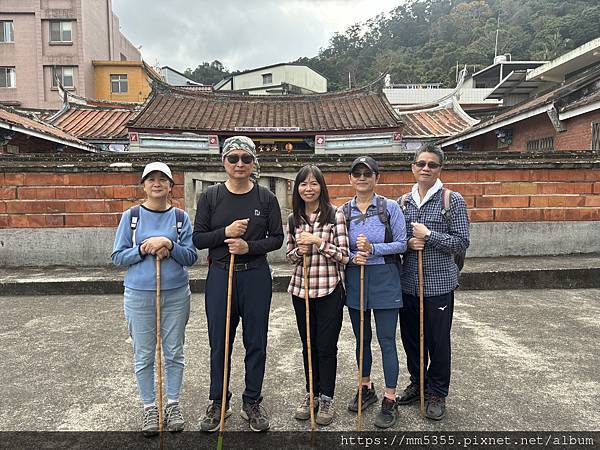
[[112, 0, 399, 73]]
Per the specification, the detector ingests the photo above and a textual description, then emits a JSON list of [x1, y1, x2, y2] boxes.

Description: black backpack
[[130, 205, 185, 246], [342, 196, 400, 265], [399, 188, 465, 271]]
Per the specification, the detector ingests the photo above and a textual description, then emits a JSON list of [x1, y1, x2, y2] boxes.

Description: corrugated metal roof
[[129, 84, 402, 132], [51, 105, 138, 140], [441, 64, 600, 145], [0, 104, 97, 151]]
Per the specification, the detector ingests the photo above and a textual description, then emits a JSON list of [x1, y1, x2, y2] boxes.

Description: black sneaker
[[425, 394, 446, 421], [200, 401, 232, 433], [347, 382, 378, 412], [240, 399, 270, 432], [164, 402, 184, 432], [374, 396, 399, 429], [142, 405, 159, 437], [397, 382, 419, 405]]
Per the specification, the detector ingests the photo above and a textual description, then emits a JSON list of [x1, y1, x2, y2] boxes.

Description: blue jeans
[[124, 285, 191, 404]]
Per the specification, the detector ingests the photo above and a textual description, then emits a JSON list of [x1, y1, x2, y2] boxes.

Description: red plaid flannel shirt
[[286, 208, 350, 299]]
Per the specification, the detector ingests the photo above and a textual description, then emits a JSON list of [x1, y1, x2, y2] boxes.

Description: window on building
[[49, 21, 72, 42], [0, 67, 16, 88], [52, 66, 74, 88], [526, 136, 554, 151], [262, 73, 272, 85], [592, 122, 600, 151], [0, 21, 14, 43], [110, 74, 128, 94]]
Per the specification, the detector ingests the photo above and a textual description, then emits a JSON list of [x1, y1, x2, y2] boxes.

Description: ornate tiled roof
[[129, 83, 402, 133], [50, 105, 138, 140], [399, 102, 477, 138], [0, 104, 97, 152]]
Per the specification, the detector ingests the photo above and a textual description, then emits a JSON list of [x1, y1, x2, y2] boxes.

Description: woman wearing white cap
[[112, 162, 198, 436]]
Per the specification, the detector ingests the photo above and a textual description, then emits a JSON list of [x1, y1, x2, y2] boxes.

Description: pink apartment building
[[0, 0, 140, 109]]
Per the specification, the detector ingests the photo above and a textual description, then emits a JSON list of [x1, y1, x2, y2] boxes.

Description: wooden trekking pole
[[218, 254, 235, 444], [356, 264, 365, 431], [418, 249, 425, 418], [302, 255, 316, 431], [155, 257, 164, 432]]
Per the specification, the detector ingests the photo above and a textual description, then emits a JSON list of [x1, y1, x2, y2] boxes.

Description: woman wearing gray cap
[[112, 162, 198, 436], [193, 136, 284, 433], [343, 155, 407, 429]]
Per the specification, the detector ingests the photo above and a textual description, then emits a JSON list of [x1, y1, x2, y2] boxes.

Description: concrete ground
[[2, 254, 600, 296], [0, 289, 598, 433]]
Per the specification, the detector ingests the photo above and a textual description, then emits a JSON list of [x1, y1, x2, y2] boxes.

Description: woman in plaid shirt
[[286, 164, 350, 426]]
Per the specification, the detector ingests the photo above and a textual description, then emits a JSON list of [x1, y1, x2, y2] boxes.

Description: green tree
[[184, 60, 230, 85]]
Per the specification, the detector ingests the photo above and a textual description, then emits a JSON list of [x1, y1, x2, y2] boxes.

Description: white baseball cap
[[141, 162, 174, 184]]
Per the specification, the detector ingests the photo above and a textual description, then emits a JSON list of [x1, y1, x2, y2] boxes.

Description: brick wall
[[556, 110, 600, 150], [1, 152, 600, 228], [0, 171, 184, 228], [462, 110, 600, 151], [324, 168, 600, 223]]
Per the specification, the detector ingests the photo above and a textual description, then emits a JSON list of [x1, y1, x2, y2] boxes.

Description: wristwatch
[[424, 231, 431, 241]]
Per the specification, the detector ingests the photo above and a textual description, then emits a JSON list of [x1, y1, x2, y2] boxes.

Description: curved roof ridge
[[152, 74, 387, 102]]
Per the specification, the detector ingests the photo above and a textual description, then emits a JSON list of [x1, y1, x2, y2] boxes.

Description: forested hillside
[[185, 0, 600, 91]]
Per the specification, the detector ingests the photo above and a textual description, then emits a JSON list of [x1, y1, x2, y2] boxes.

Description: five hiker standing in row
[[112, 137, 470, 434]]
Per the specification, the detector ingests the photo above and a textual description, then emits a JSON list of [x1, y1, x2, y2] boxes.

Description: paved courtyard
[[0, 289, 598, 433]]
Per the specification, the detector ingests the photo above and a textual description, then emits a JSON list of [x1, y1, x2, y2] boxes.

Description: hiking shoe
[[347, 382, 378, 412], [164, 402, 184, 432], [199, 401, 231, 433], [397, 382, 420, 405], [316, 395, 334, 426], [142, 405, 159, 437], [240, 399, 270, 432], [425, 394, 446, 421], [294, 393, 319, 421], [374, 396, 399, 429]]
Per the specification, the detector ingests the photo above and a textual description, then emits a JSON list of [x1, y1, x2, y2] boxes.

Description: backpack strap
[[440, 188, 466, 271], [256, 184, 272, 218], [399, 193, 410, 211], [376, 195, 398, 264], [174, 207, 185, 243], [342, 200, 352, 225], [375, 195, 392, 242], [205, 183, 221, 214], [288, 214, 296, 237], [131, 205, 185, 246], [441, 188, 453, 224], [130, 205, 140, 246]]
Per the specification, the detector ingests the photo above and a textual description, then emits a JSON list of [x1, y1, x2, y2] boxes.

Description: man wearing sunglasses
[[397, 144, 470, 421], [192, 136, 284, 433]]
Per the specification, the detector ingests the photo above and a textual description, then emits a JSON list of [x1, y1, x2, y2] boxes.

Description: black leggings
[[292, 284, 344, 398]]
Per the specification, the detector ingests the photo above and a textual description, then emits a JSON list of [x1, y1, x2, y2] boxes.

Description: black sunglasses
[[414, 161, 442, 169], [351, 169, 374, 178], [226, 154, 254, 164]]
